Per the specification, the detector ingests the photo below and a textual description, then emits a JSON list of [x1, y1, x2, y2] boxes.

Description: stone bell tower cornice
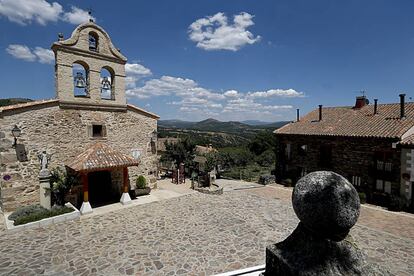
[[51, 22, 127, 63]]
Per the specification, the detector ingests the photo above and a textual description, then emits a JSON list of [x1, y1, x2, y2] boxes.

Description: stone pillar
[[39, 169, 51, 210], [120, 167, 131, 205], [264, 171, 388, 275], [80, 172, 92, 214]]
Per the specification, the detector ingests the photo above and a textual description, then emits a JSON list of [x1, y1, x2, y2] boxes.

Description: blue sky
[[1, 0, 414, 122]]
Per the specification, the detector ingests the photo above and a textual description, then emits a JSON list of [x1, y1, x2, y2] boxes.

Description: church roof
[[66, 142, 139, 172], [0, 99, 159, 119]]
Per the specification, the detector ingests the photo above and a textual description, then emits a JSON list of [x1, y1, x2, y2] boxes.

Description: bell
[[101, 77, 111, 90], [74, 72, 86, 88]]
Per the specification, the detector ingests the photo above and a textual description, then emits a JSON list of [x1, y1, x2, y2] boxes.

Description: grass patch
[[9, 205, 74, 226]]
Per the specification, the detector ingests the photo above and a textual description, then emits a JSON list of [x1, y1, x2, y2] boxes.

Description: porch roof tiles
[[66, 143, 139, 172]]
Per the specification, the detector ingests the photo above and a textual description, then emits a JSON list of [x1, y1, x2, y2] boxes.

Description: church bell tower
[[51, 20, 127, 110]]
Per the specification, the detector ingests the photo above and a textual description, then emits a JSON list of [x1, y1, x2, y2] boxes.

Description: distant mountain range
[[0, 98, 33, 107], [158, 118, 289, 133]]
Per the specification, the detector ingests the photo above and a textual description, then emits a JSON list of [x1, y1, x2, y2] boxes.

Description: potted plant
[[135, 175, 151, 196]]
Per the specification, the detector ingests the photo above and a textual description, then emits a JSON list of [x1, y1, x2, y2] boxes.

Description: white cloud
[[224, 90, 239, 98], [0, 0, 92, 25], [62, 6, 94, 25], [248, 88, 305, 98], [33, 47, 54, 64], [125, 63, 152, 77], [188, 12, 261, 51], [126, 75, 225, 101], [6, 44, 36, 61], [125, 63, 152, 89], [6, 44, 54, 64], [127, 72, 299, 121]]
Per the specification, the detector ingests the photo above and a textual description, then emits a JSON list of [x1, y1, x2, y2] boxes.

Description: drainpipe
[[296, 109, 300, 122], [400, 94, 406, 119]]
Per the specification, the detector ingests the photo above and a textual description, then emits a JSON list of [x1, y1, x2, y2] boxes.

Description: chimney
[[374, 99, 378, 115], [319, 105, 323, 121], [354, 96, 369, 109], [296, 109, 300, 122], [400, 93, 406, 119]]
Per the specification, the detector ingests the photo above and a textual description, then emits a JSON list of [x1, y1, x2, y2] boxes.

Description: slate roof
[[66, 143, 139, 172], [275, 102, 414, 139]]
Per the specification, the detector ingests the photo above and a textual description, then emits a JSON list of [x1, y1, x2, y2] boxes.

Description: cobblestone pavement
[[0, 188, 414, 275], [246, 185, 414, 241]]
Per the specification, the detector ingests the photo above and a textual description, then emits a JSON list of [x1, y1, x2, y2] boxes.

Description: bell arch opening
[[100, 66, 115, 100], [72, 62, 89, 97], [88, 32, 99, 52]]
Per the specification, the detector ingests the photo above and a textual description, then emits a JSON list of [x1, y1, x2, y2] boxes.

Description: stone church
[[0, 21, 159, 212]]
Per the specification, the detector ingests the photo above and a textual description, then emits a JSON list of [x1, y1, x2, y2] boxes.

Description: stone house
[[0, 21, 159, 212], [275, 95, 414, 208]]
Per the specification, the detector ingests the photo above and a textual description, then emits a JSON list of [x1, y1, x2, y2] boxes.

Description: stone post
[[39, 169, 52, 210], [120, 167, 132, 205], [264, 171, 388, 275], [80, 172, 93, 214]]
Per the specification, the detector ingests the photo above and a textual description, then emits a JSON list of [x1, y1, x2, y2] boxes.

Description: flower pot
[[135, 187, 151, 197]]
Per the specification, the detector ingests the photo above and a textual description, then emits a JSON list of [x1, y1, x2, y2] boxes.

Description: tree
[[160, 138, 196, 166], [248, 130, 277, 156]]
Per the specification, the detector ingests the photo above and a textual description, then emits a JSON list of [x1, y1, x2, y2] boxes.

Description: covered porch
[[66, 142, 139, 214]]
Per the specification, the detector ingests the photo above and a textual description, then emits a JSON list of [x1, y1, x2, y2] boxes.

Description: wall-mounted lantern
[[150, 130, 157, 143], [150, 130, 157, 154], [11, 125, 21, 148]]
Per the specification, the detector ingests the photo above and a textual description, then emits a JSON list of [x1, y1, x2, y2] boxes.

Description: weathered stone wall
[[275, 134, 402, 197], [0, 103, 157, 211], [400, 147, 413, 202]]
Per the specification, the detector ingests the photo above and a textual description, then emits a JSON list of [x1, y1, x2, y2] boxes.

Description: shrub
[[282, 178, 293, 187], [10, 205, 74, 226], [50, 167, 79, 206], [136, 175, 147, 189], [358, 192, 367, 204], [9, 204, 47, 221], [389, 195, 407, 211]]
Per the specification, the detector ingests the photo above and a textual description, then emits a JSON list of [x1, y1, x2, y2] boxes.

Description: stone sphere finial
[[292, 171, 360, 241]]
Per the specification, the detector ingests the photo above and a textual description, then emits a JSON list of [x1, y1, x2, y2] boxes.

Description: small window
[[89, 124, 106, 138], [93, 125, 103, 137], [298, 144, 307, 156], [376, 179, 384, 191], [384, 181, 392, 194], [89, 32, 98, 52], [285, 143, 291, 160], [352, 176, 361, 186]]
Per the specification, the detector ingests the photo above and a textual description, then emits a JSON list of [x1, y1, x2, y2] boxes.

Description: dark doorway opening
[[88, 170, 120, 207]]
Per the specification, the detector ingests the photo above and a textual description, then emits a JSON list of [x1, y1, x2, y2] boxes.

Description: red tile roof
[[401, 134, 414, 146], [66, 143, 139, 172], [276, 103, 414, 139]]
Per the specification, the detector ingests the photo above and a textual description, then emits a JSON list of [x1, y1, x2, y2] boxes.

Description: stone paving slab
[[0, 189, 413, 275]]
